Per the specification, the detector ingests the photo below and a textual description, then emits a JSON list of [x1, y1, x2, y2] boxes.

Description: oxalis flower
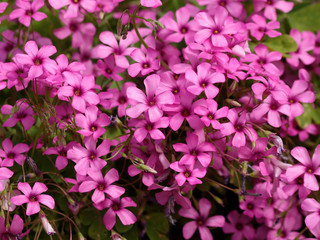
[[179, 198, 225, 240], [11, 182, 55, 216]]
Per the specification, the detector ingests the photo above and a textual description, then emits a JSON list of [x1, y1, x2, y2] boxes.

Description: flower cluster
[[1, 0, 320, 239]]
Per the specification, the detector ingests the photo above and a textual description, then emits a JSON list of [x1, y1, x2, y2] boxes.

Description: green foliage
[[296, 103, 320, 129], [287, 3, 320, 32], [146, 213, 170, 240], [263, 34, 298, 57]]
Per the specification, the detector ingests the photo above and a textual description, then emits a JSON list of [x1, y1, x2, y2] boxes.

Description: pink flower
[[13, 41, 57, 79], [170, 161, 206, 186], [94, 197, 137, 230], [9, 0, 47, 27], [254, 0, 294, 21], [94, 31, 136, 68], [0, 214, 26, 239], [223, 210, 255, 240], [57, 75, 100, 113], [48, 0, 96, 19], [11, 182, 55, 216], [140, 0, 162, 8], [54, 10, 96, 48], [193, 6, 238, 47], [75, 105, 110, 140], [67, 138, 110, 175], [43, 142, 76, 170], [0, 2, 8, 14], [287, 29, 316, 68], [2, 102, 35, 130], [186, 62, 225, 98], [96, 56, 124, 81], [194, 99, 229, 129], [128, 48, 160, 77], [79, 169, 125, 204], [173, 133, 215, 168], [179, 198, 225, 240], [301, 198, 320, 233], [126, 74, 175, 122], [247, 14, 281, 41], [197, 0, 244, 18], [0, 138, 29, 166], [286, 145, 320, 191]]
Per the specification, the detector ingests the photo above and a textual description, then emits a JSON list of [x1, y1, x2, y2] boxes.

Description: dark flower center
[[307, 168, 313, 174], [16, 112, 26, 119], [270, 104, 278, 110], [184, 171, 191, 178], [118, 96, 127, 104], [289, 99, 295, 104], [236, 223, 243, 230], [29, 195, 37, 202], [149, 100, 156, 106], [173, 74, 179, 80], [26, 10, 33, 16], [208, 113, 214, 120], [106, 68, 112, 74], [247, 203, 254, 210], [197, 219, 204, 226], [59, 150, 67, 157], [173, 88, 179, 95], [182, 109, 190, 117], [72, 0, 80, 3], [5, 44, 13, 52], [266, 0, 273, 5], [98, 184, 105, 191], [142, 63, 149, 69], [89, 153, 96, 160], [219, 1, 226, 6], [34, 58, 42, 66], [112, 203, 120, 211], [146, 123, 153, 131], [296, 177, 304, 185], [90, 125, 97, 132], [235, 124, 243, 132], [7, 152, 15, 159], [69, 22, 79, 32], [180, 27, 188, 34], [74, 89, 81, 96]]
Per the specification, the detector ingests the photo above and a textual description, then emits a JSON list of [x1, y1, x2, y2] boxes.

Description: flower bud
[[40, 213, 56, 235]]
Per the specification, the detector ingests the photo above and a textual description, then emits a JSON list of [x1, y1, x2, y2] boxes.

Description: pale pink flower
[[0, 138, 29, 166], [2, 102, 35, 130], [128, 48, 160, 77], [0, 214, 26, 240], [141, 0, 162, 8], [247, 14, 281, 40], [48, 0, 96, 18], [254, 0, 294, 21], [11, 182, 55, 216], [170, 161, 206, 186]]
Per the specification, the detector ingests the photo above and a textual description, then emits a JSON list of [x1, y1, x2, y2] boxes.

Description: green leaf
[[287, 3, 320, 32], [296, 103, 313, 129], [79, 208, 99, 226], [123, 225, 139, 240], [146, 212, 170, 240], [263, 34, 297, 54], [88, 221, 111, 239], [311, 108, 320, 124], [115, 218, 134, 233]]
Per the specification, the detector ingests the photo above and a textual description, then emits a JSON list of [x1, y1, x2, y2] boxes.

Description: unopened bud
[[228, 81, 238, 95], [226, 99, 242, 107], [26, 156, 41, 177], [40, 213, 56, 235]]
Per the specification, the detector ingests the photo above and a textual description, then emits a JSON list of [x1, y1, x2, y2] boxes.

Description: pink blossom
[[11, 182, 55, 216], [126, 74, 175, 122], [0, 138, 29, 166], [170, 161, 206, 186], [94, 197, 137, 230], [247, 14, 281, 40], [2, 102, 35, 130], [197, 0, 244, 18], [0, 2, 8, 14], [75, 105, 110, 140], [48, 0, 96, 19], [179, 198, 225, 240], [286, 145, 320, 191], [287, 29, 316, 68], [301, 198, 320, 234], [9, 0, 47, 27], [57, 75, 100, 113], [43, 142, 76, 170], [96, 56, 124, 81], [128, 48, 160, 77], [13, 41, 57, 79], [0, 30, 19, 62], [193, 6, 238, 47], [79, 168, 125, 203], [67, 138, 109, 175], [185, 62, 225, 98], [0, 214, 26, 240], [254, 0, 294, 21]]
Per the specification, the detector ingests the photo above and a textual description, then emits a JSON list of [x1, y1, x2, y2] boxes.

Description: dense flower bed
[[1, 0, 320, 239]]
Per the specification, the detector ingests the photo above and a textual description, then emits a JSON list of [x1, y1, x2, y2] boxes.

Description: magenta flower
[[11, 182, 55, 216], [0, 138, 29, 166], [254, 0, 294, 21], [194, 99, 229, 129], [94, 31, 136, 68], [239, 196, 264, 219], [186, 63, 225, 98], [9, 0, 47, 27], [48, 0, 96, 19], [286, 145, 320, 191], [79, 169, 125, 204], [179, 198, 225, 240], [193, 6, 238, 47], [0, 214, 26, 240], [0, 2, 8, 14], [287, 29, 316, 68], [126, 74, 175, 122], [170, 161, 206, 186], [128, 48, 160, 77], [67, 138, 110, 175], [96, 56, 124, 81], [223, 210, 255, 240], [247, 14, 281, 41], [13, 41, 57, 79], [57, 75, 100, 113], [216, 57, 247, 82], [141, 0, 162, 8], [2, 102, 35, 130], [301, 198, 320, 232], [0, 30, 19, 62], [173, 133, 215, 168], [94, 197, 137, 230], [54, 11, 96, 48], [130, 114, 169, 143], [75, 105, 110, 140], [43, 142, 76, 170]]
